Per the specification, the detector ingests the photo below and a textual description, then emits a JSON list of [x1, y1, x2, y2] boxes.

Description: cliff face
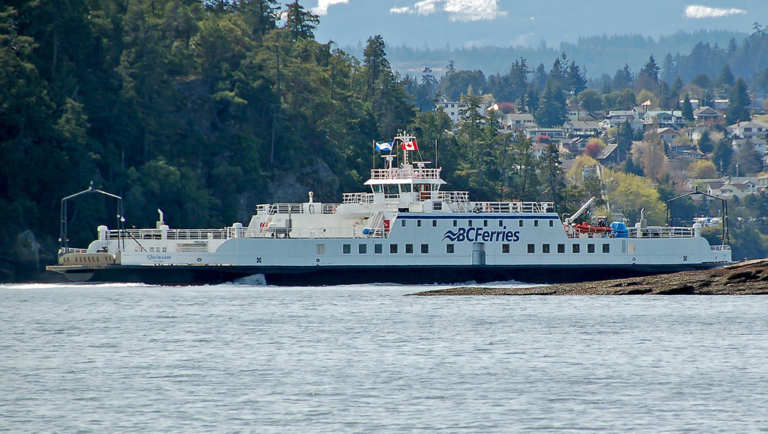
[[409, 259, 768, 296]]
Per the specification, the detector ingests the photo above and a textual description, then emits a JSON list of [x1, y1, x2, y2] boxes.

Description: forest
[[2, 0, 768, 281]]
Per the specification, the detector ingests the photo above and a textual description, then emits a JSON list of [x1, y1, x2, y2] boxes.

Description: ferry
[[47, 133, 732, 285]]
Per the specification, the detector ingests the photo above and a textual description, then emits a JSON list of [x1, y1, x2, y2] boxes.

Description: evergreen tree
[[534, 79, 565, 128], [731, 142, 763, 175], [711, 139, 734, 175], [363, 35, 389, 102], [682, 93, 694, 121], [612, 64, 633, 90], [717, 63, 735, 88], [234, 0, 279, 39], [615, 120, 634, 162], [523, 86, 539, 114], [641, 55, 660, 82], [284, 0, 318, 41], [697, 131, 714, 154], [726, 77, 751, 125], [532, 62, 547, 91], [565, 60, 587, 95], [539, 142, 565, 212]]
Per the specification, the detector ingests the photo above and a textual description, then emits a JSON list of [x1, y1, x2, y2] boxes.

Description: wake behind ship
[[48, 133, 732, 285]]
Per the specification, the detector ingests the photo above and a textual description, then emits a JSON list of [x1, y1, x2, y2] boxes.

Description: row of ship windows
[[403, 219, 554, 228], [330, 243, 611, 255]]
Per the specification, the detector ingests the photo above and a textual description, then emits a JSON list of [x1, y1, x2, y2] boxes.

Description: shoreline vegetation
[[407, 259, 768, 296]]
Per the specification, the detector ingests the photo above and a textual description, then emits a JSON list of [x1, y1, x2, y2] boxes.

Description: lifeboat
[[572, 222, 612, 234]]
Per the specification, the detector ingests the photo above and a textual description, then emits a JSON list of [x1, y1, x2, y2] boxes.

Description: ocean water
[[1, 282, 768, 433]]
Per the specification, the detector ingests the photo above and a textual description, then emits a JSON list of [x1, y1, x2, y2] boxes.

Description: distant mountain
[[304, 0, 764, 77], [309, 0, 764, 47]]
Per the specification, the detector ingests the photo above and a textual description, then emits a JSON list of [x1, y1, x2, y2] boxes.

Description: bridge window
[[372, 185, 383, 193], [527, 244, 535, 253], [390, 244, 398, 254], [343, 244, 351, 254], [401, 184, 412, 193], [406, 244, 414, 254], [359, 244, 367, 254], [558, 244, 565, 253], [421, 244, 429, 254], [502, 244, 510, 253], [603, 244, 610, 253], [447, 244, 454, 253], [375, 244, 383, 254]]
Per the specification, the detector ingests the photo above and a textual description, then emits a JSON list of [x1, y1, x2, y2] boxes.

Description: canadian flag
[[401, 140, 418, 151]]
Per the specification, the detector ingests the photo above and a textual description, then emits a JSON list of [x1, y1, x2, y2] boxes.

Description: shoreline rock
[[407, 259, 768, 296]]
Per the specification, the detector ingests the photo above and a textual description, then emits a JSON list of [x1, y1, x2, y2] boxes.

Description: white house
[[562, 120, 601, 138], [728, 120, 768, 143], [435, 100, 468, 124], [504, 113, 537, 130], [524, 127, 565, 140]]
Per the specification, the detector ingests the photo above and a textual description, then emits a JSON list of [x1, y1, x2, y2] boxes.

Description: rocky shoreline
[[408, 259, 768, 296]]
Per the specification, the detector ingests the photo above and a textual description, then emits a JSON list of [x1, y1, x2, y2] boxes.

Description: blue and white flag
[[375, 142, 393, 152]]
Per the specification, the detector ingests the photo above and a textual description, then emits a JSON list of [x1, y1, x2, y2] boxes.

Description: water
[[2, 283, 768, 433]]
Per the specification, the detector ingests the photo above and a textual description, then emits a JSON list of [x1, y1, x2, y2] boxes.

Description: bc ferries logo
[[442, 227, 520, 243]]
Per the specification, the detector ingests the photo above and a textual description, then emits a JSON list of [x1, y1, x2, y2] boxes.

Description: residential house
[[703, 177, 761, 199], [435, 99, 467, 124], [728, 120, 768, 143], [656, 127, 681, 145], [596, 144, 620, 164], [531, 142, 550, 160], [566, 103, 589, 121], [558, 138, 585, 153], [643, 110, 685, 128], [524, 127, 565, 141], [693, 106, 722, 122], [503, 113, 537, 130], [563, 120, 601, 138]]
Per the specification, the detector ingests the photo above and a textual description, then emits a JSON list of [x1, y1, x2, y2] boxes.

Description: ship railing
[[437, 191, 470, 202], [58, 247, 87, 255], [450, 201, 555, 214], [369, 167, 441, 180], [255, 203, 339, 215], [343, 193, 374, 204], [249, 226, 387, 239], [710, 244, 731, 251], [626, 227, 695, 238], [108, 228, 231, 241]]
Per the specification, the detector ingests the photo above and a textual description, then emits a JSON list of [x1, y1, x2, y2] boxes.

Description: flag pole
[[372, 140, 375, 169]]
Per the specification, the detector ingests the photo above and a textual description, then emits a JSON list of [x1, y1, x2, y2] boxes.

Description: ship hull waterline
[[47, 263, 723, 286]]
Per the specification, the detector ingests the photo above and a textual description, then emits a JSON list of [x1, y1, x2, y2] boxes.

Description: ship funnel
[[157, 209, 165, 229]]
